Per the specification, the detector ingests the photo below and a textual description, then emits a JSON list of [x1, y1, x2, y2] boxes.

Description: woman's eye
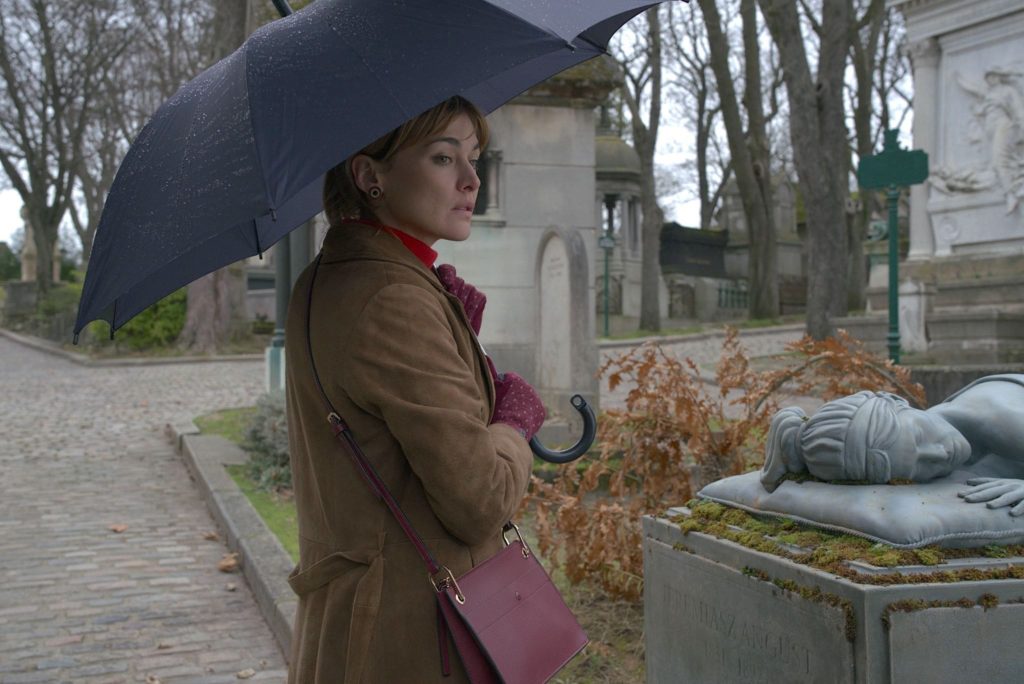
[[434, 155, 452, 165]]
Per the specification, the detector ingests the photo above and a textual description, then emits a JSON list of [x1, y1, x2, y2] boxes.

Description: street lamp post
[[856, 129, 929, 364], [600, 194, 618, 338]]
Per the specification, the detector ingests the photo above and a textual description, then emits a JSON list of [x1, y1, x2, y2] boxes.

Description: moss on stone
[[913, 548, 943, 566], [979, 593, 999, 610], [776, 530, 825, 547], [673, 501, 1024, 586], [882, 595, 998, 629], [740, 566, 857, 643]]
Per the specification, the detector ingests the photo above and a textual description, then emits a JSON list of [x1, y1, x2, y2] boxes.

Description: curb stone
[[0, 327, 263, 367], [169, 423, 296, 663]]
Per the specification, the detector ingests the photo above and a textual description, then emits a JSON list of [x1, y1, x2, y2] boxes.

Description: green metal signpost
[[856, 130, 929, 364]]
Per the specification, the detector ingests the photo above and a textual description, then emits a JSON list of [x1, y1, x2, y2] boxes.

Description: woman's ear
[[350, 154, 382, 195]]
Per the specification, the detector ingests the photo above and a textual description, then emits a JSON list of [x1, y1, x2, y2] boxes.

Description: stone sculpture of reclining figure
[[759, 374, 1024, 514]]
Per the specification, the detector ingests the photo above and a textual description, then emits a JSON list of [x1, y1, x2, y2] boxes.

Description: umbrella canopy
[[74, 0, 670, 336]]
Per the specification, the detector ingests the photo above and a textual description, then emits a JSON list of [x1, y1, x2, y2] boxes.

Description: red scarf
[[351, 219, 438, 268]]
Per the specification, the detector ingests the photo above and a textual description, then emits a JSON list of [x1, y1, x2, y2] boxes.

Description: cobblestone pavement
[[0, 337, 287, 683]]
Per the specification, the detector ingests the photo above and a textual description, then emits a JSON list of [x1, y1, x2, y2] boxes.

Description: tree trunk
[[177, 264, 248, 353], [699, 0, 779, 320], [759, 0, 851, 339], [849, 0, 887, 312], [740, 0, 779, 320], [26, 204, 60, 295], [631, 8, 664, 333]]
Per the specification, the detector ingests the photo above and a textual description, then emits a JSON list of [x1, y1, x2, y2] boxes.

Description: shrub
[[530, 328, 925, 600], [118, 289, 186, 350], [0, 242, 20, 281], [243, 391, 291, 491]]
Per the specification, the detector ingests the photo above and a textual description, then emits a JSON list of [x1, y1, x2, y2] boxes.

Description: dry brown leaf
[[145, 676, 162, 684], [225, 582, 237, 592], [109, 524, 128, 534], [217, 552, 239, 573], [236, 669, 256, 679], [202, 531, 219, 541]]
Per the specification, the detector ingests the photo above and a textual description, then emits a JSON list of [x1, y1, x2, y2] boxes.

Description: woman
[[759, 376, 1024, 505], [284, 96, 545, 682]]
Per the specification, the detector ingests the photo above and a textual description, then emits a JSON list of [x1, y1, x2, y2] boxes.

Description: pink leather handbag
[[305, 254, 588, 682]]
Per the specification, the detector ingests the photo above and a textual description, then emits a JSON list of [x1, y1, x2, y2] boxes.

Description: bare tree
[[758, 0, 852, 339], [847, 1, 909, 309], [665, 2, 732, 231], [613, 7, 666, 332], [0, 0, 129, 292], [69, 0, 214, 268], [697, 0, 781, 319]]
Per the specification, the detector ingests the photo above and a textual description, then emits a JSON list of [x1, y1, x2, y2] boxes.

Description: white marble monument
[[897, 0, 1024, 258]]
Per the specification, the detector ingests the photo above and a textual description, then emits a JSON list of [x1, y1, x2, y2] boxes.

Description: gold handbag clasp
[[429, 566, 465, 604], [502, 522, 532, 558]]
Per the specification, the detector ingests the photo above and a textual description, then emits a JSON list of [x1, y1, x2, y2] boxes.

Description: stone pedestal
[[644, 508, 1024, 684], [3, 281, 38, 321], [898, 280, 934, 353]]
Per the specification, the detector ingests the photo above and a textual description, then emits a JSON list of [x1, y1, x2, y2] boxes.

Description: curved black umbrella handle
[[529, 394, 597, 464], [271, 0, 293, 17]]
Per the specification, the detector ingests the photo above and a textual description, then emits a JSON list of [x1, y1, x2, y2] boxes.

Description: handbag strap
[[304, 252, 445, 578]]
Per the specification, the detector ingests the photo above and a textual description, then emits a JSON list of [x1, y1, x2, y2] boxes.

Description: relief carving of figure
[[932, 67, 1024, 214], [759, 375, 1024, 514]]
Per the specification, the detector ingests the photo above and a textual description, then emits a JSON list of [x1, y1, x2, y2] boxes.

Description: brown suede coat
[[284, 222, 534, 683]]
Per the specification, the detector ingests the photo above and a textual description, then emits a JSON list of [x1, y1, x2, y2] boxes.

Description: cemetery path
[[599, 326, 824, 417], [0, 337, 286, 682]]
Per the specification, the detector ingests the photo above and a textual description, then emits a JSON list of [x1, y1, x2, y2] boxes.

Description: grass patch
[[194, 406, 258, 445], [196, 406, 297, 562], [225, 464, 299, 563]]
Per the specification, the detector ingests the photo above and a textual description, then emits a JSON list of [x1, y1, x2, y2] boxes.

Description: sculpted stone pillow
[[697, 456, 1024, 549]]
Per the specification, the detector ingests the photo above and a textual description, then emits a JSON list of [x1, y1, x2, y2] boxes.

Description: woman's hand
[[958, 478, 1024, 516], [492, 371, 546, 441], [436, 263, 485, 335]]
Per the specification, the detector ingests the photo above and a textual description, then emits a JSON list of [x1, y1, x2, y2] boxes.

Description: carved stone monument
[[646, 376, 1024, 682], [847, 1, 1024, 363]]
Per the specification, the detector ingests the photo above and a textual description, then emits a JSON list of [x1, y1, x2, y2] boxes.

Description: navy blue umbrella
[[75, 0, 667, 336], [74, 0, 670, 461]]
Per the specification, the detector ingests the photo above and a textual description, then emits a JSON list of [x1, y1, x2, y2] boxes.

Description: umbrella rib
[[253, 219, 263, 259], [242, 46, 278, 216]]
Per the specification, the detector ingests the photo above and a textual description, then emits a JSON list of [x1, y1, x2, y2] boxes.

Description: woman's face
[[885, 409, 972, 481], [370, 113, 481, 246]]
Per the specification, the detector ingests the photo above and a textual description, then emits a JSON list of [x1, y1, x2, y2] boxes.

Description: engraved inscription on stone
[[645, 539, 854, 684], [889, 604, 1024, 683]]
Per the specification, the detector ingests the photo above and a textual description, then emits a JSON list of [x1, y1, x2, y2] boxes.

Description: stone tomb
[[644, 508, 1024, 684]]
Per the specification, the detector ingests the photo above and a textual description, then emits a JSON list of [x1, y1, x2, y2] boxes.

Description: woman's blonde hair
[[322, 96, 489, 226]]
